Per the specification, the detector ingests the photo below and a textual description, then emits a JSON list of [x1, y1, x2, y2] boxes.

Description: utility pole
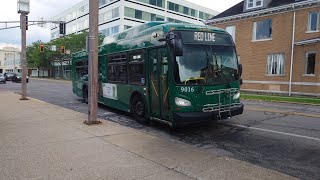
[[18, 0, 29, 101], [84, 0, 101, 125], [20, 13, 28, 100]]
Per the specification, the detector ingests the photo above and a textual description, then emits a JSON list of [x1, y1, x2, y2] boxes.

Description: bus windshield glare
[[174, 44, 238, 85]]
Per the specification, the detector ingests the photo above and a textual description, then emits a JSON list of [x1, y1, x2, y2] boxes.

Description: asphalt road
[[1, 79, 320, 180]]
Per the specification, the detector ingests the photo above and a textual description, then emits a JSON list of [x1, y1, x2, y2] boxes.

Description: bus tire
[[131, 95, 149, 125], [82, 87, 88, 104]]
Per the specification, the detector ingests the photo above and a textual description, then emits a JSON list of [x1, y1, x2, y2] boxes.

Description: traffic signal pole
[[84, 0, 101, 125], [20, 13, 28, 101]]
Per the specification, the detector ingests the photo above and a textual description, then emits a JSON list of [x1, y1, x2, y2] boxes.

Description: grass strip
[[241, 93, 320, 105]]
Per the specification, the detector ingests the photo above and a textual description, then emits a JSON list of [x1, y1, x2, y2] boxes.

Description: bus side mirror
[[174, 39, 183, 56], [158, 31, 183, 56], [238, 64, 243, 77]]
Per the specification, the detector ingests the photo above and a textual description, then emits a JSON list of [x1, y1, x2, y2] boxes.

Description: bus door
[[149, 47, 170, 120]]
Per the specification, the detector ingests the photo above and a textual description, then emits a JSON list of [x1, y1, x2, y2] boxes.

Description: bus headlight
[[233, 92, 240, 101], [175, 97, 191, 107]]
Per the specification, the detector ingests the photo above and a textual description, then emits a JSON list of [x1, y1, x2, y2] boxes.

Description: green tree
[[27, 31, 105, 78]]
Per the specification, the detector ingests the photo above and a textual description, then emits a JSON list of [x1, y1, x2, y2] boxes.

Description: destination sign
[[177, 31, 233, 46], [194, 32, 215, 42]]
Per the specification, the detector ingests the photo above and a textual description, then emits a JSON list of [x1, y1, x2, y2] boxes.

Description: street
[[1, 79, 320, 180]]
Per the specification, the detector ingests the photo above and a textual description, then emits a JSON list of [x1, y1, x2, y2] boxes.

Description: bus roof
[[72, 22, 228, 59], [102, 21, 227, 45]]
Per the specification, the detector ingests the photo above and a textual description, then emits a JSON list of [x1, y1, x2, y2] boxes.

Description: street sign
[[51, 45, 56, 51]]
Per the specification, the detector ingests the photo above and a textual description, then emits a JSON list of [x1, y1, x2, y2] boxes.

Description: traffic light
[[26, 15, 28, 30], [59, 22, 66, 35], [60, 45, 65, 54], [40, 43, 44, 52]]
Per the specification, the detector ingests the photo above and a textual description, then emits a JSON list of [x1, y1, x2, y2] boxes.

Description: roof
[[210, 0, 306, 20], [212, 1, 245, 19]]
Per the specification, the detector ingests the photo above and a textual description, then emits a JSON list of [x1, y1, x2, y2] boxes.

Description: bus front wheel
[[131, 95, 149, 125]]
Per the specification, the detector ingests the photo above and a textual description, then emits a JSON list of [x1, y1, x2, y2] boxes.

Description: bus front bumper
[[173, 103, 244, 125]]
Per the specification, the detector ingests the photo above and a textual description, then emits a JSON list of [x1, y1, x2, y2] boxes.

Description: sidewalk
[[0, 91, 296, 180]]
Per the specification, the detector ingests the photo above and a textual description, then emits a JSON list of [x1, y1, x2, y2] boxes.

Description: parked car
[[4, 72, 15, 81], [0, 73, 6, 84], [12, 73, 29, 83]]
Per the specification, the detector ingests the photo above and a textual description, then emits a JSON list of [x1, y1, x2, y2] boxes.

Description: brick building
[[207, 0, 320, 96]]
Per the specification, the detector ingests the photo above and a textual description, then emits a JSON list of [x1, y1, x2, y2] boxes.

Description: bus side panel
[[100, 84, 144, 113]]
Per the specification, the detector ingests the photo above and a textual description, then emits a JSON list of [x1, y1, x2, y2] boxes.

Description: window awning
[[296, 37, 320, 46]]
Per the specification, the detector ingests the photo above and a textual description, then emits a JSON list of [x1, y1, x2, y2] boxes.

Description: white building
[[0, 47, 21, 74], [50, 0, 218, 39]]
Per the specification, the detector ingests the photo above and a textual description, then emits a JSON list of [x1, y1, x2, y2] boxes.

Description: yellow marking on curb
[[246, 107, 320, 118], [28, 97, 48, 103], [31, 78, 72, 84]]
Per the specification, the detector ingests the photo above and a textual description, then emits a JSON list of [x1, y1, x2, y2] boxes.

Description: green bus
[[72, 22, 243, 127]]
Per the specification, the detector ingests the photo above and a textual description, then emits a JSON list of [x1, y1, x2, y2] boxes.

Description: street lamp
[[17, 0, 29, 100], [17, 0, 30, 14]]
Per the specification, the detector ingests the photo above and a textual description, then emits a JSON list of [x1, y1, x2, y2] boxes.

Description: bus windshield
[[174, 45, 238, 85]]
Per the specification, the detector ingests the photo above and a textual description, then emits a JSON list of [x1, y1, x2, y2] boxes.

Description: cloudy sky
[[0, 0, 242, 49]]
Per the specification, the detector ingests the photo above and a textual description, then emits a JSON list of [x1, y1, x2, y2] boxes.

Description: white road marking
[[224, 123, 320, 142]]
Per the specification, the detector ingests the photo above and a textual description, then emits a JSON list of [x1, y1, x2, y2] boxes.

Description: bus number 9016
[[181, 87, 195, 93]]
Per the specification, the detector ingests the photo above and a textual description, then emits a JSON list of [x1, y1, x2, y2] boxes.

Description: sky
[[0, 0, 242, 49]]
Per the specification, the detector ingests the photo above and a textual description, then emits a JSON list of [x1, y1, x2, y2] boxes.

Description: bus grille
[[203, 88, 240, 118]]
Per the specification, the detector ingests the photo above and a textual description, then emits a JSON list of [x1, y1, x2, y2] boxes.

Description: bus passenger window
[[128, 52, 145, 85], [107, 54, 127, 83], [75, 61, 87, 78]]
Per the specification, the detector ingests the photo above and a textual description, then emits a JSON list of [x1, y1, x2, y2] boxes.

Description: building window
[[168, 2, 174, 11], [124, 25, 132, 30], [111, 26, 119, 34], [267, 53, 285, 75], [166, 17, 187, 24], [199, 12, 204, 19], [226, 26, 236, 43], [247, 0, 263, 9], [305, 52, 316, 75], [99, 8, 120, 24], [135, 10, 142, 19], [151, 14, 164, 21], [136, 0, 164, 8], [308, 12, 319, 32], [174, 3, 179, 12], [125, 7, 164, 21], [183, 7, 189, 15], [253, 19, 272, 41], [191, 9, 196, 17]]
